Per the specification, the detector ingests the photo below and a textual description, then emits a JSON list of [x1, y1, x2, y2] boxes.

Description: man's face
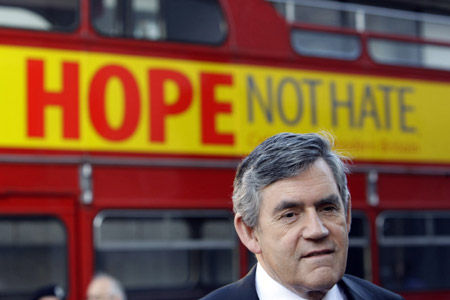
[[253, 158, 350, 298]]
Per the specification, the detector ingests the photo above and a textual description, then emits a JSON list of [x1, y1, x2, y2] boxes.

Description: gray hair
[[91, 273, 127, 300], [232, 132, 350, 228]]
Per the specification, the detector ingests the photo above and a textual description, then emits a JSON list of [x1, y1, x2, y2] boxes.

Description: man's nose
[[302, 209, 329, 240]]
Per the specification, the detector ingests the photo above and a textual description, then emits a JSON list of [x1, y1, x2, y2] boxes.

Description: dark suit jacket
[[199, 268, 405, 300]]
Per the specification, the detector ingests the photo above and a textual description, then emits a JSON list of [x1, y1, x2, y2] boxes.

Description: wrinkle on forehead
[[260, 159, 341, 209]]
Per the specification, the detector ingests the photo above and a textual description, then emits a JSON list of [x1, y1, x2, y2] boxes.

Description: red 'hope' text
[[27, 59, 234, 145]]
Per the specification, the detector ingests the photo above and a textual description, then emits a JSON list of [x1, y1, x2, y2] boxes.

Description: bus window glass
[[365, 14, 419, 37], [378, 211, 450, 291], [422, 20, 450, 42], [270, 1, 360, 60], [0, 0, 78, 31], [369, 39, 421, 67], [291, 29, 361, 60], [383, 216, 426, 236], [369, 38, 450, 71], [294, 5, 356, 28], [434, 217, 450, 236], [94, 210, 238, 300], [91, 0, 226, 45], [346, 212, 370, 280], [0, 217, 67, 300], [270, 0, 450, 70], [271, 1, 356, 29], [422, 44, 450, 70]]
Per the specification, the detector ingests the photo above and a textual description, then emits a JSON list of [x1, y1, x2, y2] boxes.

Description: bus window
[[369, 38, 450, 71], [422, 19, 450, 42], [93, 210, 238, 300], [377, 211, 450, 291], [270, 0, 450, 69], [365, 14, 419, 37], [270, 0, 361, 60], [295, 4, 355, 28], [271, 1, 356, 29], [364, 9, 450, 43], [346, 212, 370, 280], [91, 0, 227, 44], [0, 217, 67, 300], [0, 0, 78, 31], [368, 39, 421, 68], [291, 29, 361, 60], [365, 10, 450, 70]]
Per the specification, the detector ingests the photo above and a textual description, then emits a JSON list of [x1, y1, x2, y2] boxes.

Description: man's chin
[[299, 268, 342, 292]]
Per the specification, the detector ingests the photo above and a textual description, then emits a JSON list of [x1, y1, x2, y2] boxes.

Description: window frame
[[92, 209, 240, 294], [377, 210, 450, 291], [0, 215, 69, 300]]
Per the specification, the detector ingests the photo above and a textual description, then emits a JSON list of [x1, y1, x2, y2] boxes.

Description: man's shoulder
[[341, 274, 405, 300], [199, 269, 258, 300], [199, 282, 237, 300]]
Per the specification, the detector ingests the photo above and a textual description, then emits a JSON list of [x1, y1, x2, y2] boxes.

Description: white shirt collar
[[255, 263, 346, 300]]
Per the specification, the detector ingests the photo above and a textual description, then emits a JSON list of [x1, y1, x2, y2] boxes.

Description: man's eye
[[323, 205, 338, 212], [284, 212, 296, 218]]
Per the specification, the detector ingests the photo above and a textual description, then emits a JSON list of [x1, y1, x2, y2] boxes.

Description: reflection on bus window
[[378, 211, 450, 291], [93, 210, 238, 300], [291, 29, 361, 60], [369, 38, 450, 70], [0, 0, 78, 31], [0, 217, 67, 300], [91, 0, 226, 45], [369, 39, 421, 68]]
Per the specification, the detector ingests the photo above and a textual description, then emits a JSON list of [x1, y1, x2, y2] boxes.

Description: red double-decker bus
[[0, 0, 450, 299]]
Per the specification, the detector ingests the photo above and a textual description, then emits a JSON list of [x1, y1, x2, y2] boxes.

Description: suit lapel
[[340, 275, 371, 300], [232, 266, 260, 300]]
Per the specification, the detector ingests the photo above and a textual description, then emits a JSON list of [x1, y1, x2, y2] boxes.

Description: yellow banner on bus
[[0, 45, 448, 163]]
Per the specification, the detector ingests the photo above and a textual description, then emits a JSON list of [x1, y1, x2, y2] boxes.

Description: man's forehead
[[259, 161, 340, 206], [265, 160, 336, 188]]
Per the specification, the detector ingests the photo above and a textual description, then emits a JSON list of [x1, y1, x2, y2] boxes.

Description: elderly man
[[201, 132, 404, 300], [86, 273, 126, 300]]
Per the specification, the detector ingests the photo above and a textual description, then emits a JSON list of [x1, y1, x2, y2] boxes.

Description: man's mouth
[[303, 249, 334, 258]]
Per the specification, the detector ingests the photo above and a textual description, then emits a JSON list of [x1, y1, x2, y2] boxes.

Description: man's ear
[[234, 213, 262, 254]]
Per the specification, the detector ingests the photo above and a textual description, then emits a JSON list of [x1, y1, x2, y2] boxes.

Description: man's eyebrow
[[316, 194, 342, 207], [272, 194, 342, 215], [272, 200, 304, 215]]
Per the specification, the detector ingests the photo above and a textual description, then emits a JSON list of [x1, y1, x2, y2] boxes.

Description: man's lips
[[302, 249, 334, 258]]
